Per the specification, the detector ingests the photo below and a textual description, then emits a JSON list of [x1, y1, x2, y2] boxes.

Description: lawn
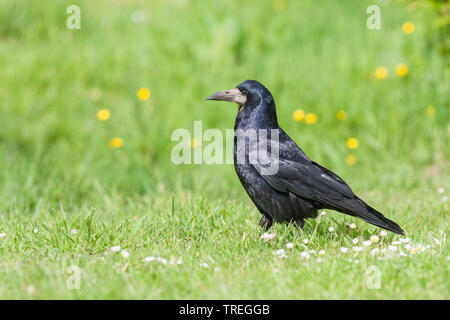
[[0, 0, 448, 299]]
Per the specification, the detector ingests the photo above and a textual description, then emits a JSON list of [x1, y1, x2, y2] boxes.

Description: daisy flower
[[111, 246, 121, 253]]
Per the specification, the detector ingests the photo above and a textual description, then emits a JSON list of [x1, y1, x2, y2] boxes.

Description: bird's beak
[[205, 88, 247, 106]]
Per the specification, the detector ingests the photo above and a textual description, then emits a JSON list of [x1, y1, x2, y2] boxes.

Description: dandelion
[[318, 250, 326, 256], [143, 256, 155, 262], [370, 235, 379, 243], [352, 238, 359, 245], [286, 242, 294, 249], [340, 247, 348, 253], [328, 227, 335, 232], [345, 154, 357, 166], [96, 109, 111, 121], [292, 109, 305, 122], [402, 21, 415, 35], [190, 138, 198, 149], [260, 232, 276, 242], [438, 187, 445, 194], [121, 250, 129, 258], [379, 230, 387, 237], [305, 113, 317, 124], [346, 138, 359, 150], [109, 137, 123, 149], [111, 246, 121, 253], [303, 239, 309, 244], [273, 0, 286, 12], [71, 229, 78, 235], [336, 110, 347, 121], [395, 63, 409, 77], [426, 106, 436, 117], [137, 88, 151, 101], [362, 240, 371, 247], [375, 67, 388, 80]]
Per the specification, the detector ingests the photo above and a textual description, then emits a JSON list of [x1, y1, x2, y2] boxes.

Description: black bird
[[206, 80, 404, 235]]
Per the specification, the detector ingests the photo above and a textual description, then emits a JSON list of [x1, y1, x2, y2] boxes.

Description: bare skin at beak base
[[206, 88, 246, 106]]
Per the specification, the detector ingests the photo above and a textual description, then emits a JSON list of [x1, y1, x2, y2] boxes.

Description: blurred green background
[[1, 0, 447, 215], [0, 0, 448, 300]]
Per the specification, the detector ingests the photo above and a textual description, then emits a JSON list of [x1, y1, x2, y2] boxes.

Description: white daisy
[[110, 246, 121, 253], [143, 256, 155, 262]]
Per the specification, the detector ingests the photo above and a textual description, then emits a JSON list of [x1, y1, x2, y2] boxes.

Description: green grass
[[0, 0, 448, 299]]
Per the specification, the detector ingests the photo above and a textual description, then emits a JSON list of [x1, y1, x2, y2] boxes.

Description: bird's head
[[206, 80, 274, 111]]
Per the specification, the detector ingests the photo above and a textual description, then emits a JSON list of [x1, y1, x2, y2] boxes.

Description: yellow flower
[[96, 109, 111, 121], [137, 88, 151, 101], [273, 0, 286, 11], [109, 137, 123, 149], [426, 106, 436, 117], [346, 138, 359, 150], [402, 22, 415, 35], [292, 109, 305, 122], [395, 63, 409, 77], [375, 67, 388, 80], [345, 154, 357, 166], [305, 113, 317, 124], [336, 110, 347, 121]]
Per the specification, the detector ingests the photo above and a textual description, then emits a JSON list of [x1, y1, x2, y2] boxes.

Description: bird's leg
[[258, 215, 273, 236], [293, 219, 305, 238]]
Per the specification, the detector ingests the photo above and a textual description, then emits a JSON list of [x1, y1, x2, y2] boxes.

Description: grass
[[0, 0, 448, 299]]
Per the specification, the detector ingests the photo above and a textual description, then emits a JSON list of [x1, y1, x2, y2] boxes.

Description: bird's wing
[[252, 152, 355, 209]]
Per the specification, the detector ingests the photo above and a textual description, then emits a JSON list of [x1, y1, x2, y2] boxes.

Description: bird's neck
[[234, 101, 279, 131]]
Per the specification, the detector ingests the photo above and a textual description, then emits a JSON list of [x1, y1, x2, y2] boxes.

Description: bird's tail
[[346, 198, 404, 235]]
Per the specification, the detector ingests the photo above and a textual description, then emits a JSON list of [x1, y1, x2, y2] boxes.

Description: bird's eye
[[241, 89, 248, 95]]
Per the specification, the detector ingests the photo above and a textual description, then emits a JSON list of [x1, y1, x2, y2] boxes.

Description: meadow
[[0, 0, 448, 299]]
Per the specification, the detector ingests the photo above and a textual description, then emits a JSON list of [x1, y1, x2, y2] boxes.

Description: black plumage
[[206, 80, 404, 235]]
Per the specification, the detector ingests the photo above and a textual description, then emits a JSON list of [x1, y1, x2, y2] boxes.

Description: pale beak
[[206, 88, 247, 106]]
